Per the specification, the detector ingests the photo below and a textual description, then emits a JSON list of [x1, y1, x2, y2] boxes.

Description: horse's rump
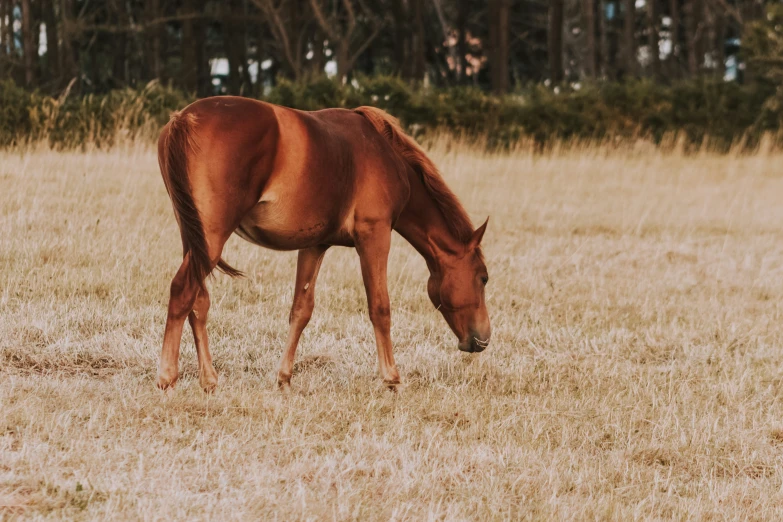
[[159, 111, 243, 287]]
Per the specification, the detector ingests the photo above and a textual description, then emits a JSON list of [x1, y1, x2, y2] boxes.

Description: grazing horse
[[156, 97, 490, 392]]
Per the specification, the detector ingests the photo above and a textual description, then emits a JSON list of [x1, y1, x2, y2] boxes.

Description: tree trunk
[[648, 0, 660, 79], [391, 0, 409, 77], [624, 0, 636, 77], [412, 0, 426, 82], [583, 0, 597, 77], [238, 19, 252, 91], [742, 0, 763, 22], [34, 0, 43, 81], [60, 0, 79, 85], [43, 0, 60, 84], [336, 41, 350, 82], [195, 6, 210, 97], [457, 0, 468, 82], [181, 0, 198, 92], [598, 0, 607, 77], [224, 2, 242, 94], [311, 28, 326, 78], [112, 0, 128, 86], [685, 0, 699, 76], [549, 0, 564, 83], [253, 24, 266, 96], [280, 0, 304, 80], [489, 0, 509, 93], [22, 0, 35, 86], [145, 0, 163, 81], [715, 11, 725, 79], [669, 0, 679, 77], [224, 0, 251, 92], [0, 0, 6, 63]]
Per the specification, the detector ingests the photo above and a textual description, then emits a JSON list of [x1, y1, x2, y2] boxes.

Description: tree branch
[[310, 0, 339, 40], [342, 0, 356, 36], [350, 22, 382, 64], [710, 0, 743, 25], [251, 0, 298, 76]]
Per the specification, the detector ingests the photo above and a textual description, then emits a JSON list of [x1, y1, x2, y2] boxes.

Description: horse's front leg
[[277, 245, 329, 389], [355, 223, 400, 389]]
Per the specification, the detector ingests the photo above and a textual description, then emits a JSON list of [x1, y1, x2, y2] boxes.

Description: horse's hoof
[[277, 371, 292, 392], [383, 378, 401, 392], [156, 371, 178, 391], [199, 372, 218, 394]]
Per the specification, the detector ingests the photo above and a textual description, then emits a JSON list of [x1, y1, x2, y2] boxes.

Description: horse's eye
[[480, 275, 489, 286]]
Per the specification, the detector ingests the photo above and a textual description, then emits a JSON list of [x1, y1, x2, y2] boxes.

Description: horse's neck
[[394, 171, 463, 270]]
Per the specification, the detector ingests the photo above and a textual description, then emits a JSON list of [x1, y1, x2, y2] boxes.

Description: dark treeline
[[0, 0, 776, 96]]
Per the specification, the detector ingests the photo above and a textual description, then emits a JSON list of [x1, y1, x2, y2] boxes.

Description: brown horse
[[156, 97, 490, 392]]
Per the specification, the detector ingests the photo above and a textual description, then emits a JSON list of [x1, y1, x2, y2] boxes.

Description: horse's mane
[[354, 106, 475, 244]]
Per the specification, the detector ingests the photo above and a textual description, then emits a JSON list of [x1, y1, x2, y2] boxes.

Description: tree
[[310, 0, 383, 81], [42, 0, 60, 84], [669, 0, 680, 77], [488, 0, 510, 93], [110, 0, 129, 86], [253, 0, 313, 80], [60, 0, 79, 84], [144, 0, 165, 82], [22, 0, 35, 86], [223, 0, 252, 94], [624, 0, 637, 77], [0, 0, 6, 68], [549, 0, 564, 82], [685, 0, 703, 76], [181, 0, 210, 95], [457, 0, 469, 82], [411, 0, 425, 81], [648, 0, 660, 78], [583, 0, 597, 77]]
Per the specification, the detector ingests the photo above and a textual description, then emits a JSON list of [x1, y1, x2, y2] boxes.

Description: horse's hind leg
[[189, 288, 218, 392], [277, 245, 329, 389], [157, 253, 200, 390], [157, 232, 229, 391]]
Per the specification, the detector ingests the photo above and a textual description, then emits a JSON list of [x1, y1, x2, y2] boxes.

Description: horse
[[155, 97, 491, 392]]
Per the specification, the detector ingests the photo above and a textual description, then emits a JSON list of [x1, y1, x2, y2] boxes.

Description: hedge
[[0, 76, 779, 151]]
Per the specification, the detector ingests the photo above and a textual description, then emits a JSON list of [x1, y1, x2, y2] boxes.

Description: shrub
[[0, 76, 781, 151]]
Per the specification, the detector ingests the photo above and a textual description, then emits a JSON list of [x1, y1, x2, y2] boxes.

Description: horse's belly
[[234, 200, 342, 250]]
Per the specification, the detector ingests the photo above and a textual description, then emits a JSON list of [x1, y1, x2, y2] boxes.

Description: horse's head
[[427, 219, 491, 353]]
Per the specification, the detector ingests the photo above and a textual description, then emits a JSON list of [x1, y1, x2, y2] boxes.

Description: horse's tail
[[159, 111, 243, 287]]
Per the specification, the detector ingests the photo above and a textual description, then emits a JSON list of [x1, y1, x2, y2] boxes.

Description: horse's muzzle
[[458, 332, 490, 353]]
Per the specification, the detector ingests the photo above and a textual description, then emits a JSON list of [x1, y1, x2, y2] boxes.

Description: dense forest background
[[1, 0, 783, 149]]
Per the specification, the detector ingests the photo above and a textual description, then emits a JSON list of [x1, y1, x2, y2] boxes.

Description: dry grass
[[3, 143, 783, 520]]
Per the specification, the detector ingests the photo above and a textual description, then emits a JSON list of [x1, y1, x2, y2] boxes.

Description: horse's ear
[[468, 217, 489, 250]]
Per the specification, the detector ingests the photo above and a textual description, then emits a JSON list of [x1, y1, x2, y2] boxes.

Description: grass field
[[3, 143, 783, 520]]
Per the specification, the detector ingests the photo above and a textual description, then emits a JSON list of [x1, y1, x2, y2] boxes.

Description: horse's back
[[235, 104, 411, 249], [166, 97, 411, 250]]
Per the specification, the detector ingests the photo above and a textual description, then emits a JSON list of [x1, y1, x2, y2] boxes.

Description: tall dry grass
[[2, 142, 783, 520]]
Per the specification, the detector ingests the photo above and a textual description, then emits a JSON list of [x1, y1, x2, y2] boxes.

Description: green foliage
[[0, 75, 781, 151], [742, 4, 783, 132], [0, 80, 192, 149]]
